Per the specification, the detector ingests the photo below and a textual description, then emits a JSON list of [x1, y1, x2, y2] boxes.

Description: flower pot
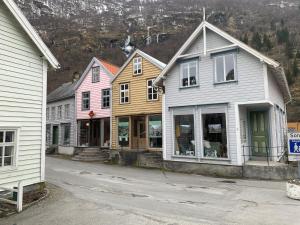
[[287, 179, 300, 200]]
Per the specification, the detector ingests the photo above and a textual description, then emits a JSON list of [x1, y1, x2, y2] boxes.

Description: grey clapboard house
[[0, 0, 59, 188], [154, 20, 291, 170], [46, 81, 77, 155]]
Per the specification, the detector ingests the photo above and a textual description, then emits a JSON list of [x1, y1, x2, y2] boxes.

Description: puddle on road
[[80, 171, 91, 175], [219, 180, 237, 184], [131, 193, 150, 198]]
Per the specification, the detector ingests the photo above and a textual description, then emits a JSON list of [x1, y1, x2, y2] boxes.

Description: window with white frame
[[180, 60, 198, 87], [147, 79, 158, 101], [82, 92, 90, 110], [0, 130, 16, 168], [214, 53, 236, 83], [202, 112, 228, 158], [51, 106, 56, 120], [64, 104, 70, 119], [46, 108, 49, 121], [102, 89, 110, 108], [92, 66, 100, 83], [133, 57, 142, 75], [57, 105, 62, 119], [120, 83, 129, 104]]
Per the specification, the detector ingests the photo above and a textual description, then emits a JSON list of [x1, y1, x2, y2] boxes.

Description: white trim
[[236, 100, 274, 106], [235, 103, 242, 165], [40, 58, 47, 181], [162, 94, 167, 160], [3, 0, 59, 69], [133, 57, 143, 75], [112, 49, 166, 83], [203, 25, 207, 56], [120, 83, 129, 104], [263, 63, 269, 100]]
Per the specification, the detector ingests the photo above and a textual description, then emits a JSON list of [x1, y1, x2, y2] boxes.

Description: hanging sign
[[88, 111, 95, 118], [288, 132, 300, 161]]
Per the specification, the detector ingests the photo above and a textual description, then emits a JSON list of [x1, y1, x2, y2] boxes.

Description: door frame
[[248, 109, 271, 160]]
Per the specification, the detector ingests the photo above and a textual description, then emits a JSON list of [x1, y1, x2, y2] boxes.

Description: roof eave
[[3, 0, 60, 69]]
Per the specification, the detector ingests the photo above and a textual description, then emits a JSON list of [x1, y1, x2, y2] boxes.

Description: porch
[[238, 101, 287, 164]]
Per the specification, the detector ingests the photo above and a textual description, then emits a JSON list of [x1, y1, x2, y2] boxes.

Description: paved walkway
[[1, 157, 300, 225]]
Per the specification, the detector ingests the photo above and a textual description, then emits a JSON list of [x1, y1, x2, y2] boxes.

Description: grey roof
[[47, 81, 77, 103]]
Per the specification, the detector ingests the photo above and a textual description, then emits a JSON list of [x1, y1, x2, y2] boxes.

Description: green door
[[52, 126, 59, 145], [250, 111, 269, 157]]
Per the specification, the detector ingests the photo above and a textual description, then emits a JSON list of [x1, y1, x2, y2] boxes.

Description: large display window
[[148, 115, 162, 148], [118, 117, 129, 147]]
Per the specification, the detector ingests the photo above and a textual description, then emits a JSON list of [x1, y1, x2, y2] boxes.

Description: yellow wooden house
[[111, 49, 166, 151]]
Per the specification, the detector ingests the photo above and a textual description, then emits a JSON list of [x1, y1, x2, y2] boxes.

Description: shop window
[[79, 121, 89, 147], [202, 113, 228, 158], [148, 115, 162, 148], [174, 115, 195, 156], [118, 117, 129, 147]]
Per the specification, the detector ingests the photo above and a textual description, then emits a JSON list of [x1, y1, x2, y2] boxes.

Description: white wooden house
[[154, 20, 291, 168], [0, 0, 59, 189]]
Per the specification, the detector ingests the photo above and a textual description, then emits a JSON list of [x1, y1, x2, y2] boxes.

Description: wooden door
[[137, 120, 146, 149], [250, 111, 269, 157], [52, 126, 59, 145]]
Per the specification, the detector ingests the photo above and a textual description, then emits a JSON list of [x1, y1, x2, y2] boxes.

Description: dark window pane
[[4, 157, 12, 166], [5, 146, 13, 156], [5, 132, 14, 143], [0, 132, 3, 143]]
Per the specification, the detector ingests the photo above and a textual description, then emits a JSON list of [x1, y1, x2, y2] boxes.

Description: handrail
[[0, 181, 23, 212]]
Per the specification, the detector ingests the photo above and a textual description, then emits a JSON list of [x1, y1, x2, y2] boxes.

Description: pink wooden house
[[75, 57, 119, 147]]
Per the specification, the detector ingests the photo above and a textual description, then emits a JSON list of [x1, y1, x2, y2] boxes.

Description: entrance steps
[[72, 147, 109, 162]]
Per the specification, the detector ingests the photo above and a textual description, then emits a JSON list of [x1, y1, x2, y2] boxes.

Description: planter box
[[287, 180, 300, 200]]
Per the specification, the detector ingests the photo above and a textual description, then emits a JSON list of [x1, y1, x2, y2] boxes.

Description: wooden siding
[[111, 53, 163, 149], [46, 97, 77, 147], [76, 61, 112, 120], [0, 2, 45, 188], [163, 29, 268, 165]]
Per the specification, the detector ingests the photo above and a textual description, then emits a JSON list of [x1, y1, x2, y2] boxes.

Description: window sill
[[201, 157, 231, 161], [179, 85, 199, 90], [214, 80, 237, 85], [172, 155, 197, 159]]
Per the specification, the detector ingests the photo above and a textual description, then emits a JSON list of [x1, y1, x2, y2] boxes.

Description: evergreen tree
[[292, 56, 299, 77], [296, 50, 300, 58], [276, 28, 289, 44], [242, 33, 248, 44], [251, 32, 262, 50], [263, 34, 272, 51], [286, 69, 293, 85], [285, 40, 294, 59]]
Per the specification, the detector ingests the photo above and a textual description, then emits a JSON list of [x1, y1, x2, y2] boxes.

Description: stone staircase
[[72, 147, 110, 162]]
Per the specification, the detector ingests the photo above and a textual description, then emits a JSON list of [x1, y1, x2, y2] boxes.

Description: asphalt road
[[1, 157, 300, 225]]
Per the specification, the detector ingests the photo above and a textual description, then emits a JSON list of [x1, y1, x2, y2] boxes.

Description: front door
[[132, 116, 146, 149], [90, 119, 101, 147], [52, 126, 59, 145], [250, 111, 269, 158]]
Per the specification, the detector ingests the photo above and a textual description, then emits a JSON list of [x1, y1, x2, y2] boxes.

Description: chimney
[[73, 71, 80, 83]]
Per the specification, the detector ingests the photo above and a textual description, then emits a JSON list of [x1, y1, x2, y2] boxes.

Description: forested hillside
[[16, 0, 300, 121]]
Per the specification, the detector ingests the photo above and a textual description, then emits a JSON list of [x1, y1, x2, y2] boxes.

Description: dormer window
[[214, 53, 236, 83], [180, 60, 198, 88], [92, 66, 100, 83], [133, 57, 142, 75]]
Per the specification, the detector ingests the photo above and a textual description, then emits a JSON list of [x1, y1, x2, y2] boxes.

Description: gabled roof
[[47, 81, 77, 103], [2, 0, 59, 69], [154, 20, 291, 101], [111, 49, 166, 83], [75, 57, 119, 90], [97, 59, 119, 75]]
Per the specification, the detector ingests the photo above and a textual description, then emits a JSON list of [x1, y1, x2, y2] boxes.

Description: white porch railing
[[0, 181, 23, 212]]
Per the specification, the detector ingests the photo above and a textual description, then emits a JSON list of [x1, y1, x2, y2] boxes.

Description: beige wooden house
[[111, 49, 166, 151]]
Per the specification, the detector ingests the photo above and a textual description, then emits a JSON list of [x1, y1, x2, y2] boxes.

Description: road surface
[[1, 156, 300, 225]]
